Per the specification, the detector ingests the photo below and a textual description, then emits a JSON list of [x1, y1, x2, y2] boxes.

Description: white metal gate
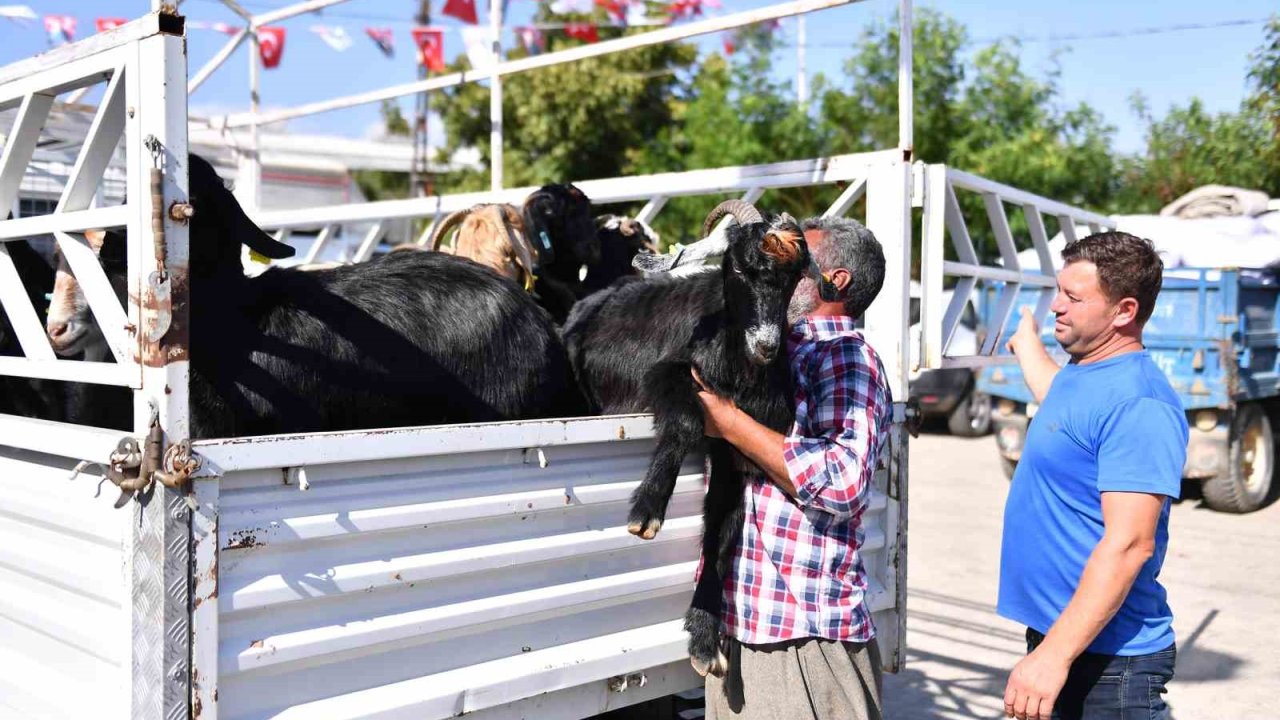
[[0, 11, 191, 720]]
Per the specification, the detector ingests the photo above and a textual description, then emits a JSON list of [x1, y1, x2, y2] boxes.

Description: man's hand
[[692, 367, 740, 440], [1007, 306, 1041, 357], [1004, 646, 1071, 720]]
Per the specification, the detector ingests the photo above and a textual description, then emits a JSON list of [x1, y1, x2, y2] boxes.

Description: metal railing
[[918, 164, 1115, 370]]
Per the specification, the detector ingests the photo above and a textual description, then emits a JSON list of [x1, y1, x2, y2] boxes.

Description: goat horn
[[429, 207, 476, 252], [701, 199, 763, 238]]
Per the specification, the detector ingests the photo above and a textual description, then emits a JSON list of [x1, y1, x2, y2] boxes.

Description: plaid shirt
[[720, 316, 892, 644]]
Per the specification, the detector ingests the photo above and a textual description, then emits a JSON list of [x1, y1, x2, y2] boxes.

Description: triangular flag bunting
[[311, 24, 352, 51], [95, 17, 127, 33], [550, 0, 593, 13], [442, 0, 478, 25], [515, 26, 545, 55], [460, 26, 496, 69], [564, 23, 599, 44], [366, 27, 395, 57], [43, 15, 75, 45], [411, 27, 446, 71], [258, 26, 286, 68]]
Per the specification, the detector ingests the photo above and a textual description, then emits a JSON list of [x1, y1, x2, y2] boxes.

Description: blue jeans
[[1026, 629, 1176, 720]]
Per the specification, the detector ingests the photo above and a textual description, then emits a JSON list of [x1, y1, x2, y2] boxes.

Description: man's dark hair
[[802, 216, 885, 318], [1061, 231, 1163, 325]]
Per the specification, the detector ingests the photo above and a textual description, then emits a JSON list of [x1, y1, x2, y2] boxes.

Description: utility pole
[[411, 0, 433, 197], [796, 14, 807, 106]]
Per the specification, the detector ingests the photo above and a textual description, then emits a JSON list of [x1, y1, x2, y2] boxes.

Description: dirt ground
[[882, 430, 1280, 719]]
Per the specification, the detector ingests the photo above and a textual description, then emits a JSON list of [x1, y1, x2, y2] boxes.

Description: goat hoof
[[626, 505, 664, 539], [626, 517, 662, 539], [690, 654, 711, 678]]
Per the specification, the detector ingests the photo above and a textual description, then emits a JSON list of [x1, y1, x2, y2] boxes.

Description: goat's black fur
[[582, 216, 656, 296], [522, 183, 598, 323], [562, 215, 811, 675], [79, 154, 585, 439]]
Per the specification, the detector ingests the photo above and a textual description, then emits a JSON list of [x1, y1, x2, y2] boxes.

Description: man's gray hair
[[803, 216, 885, 318]]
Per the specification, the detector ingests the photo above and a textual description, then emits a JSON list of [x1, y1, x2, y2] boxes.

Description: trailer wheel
[[1202, 403, 1275, 513], [948, 389, 993, 437]]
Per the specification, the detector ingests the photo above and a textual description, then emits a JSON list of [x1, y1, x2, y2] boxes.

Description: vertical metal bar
[[191, 477, 220, 720], [862, 159, 911, 673], [897, 0, 913, 157], [489, 0, 503, 191], [246, 29, 262, 212], [796, 15, 807, 106], [1022, 203, 1056, 322], [919, 164, 946, 369], [127, 30, 192, 720]]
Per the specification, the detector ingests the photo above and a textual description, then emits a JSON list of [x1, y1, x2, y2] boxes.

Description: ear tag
[[249, 249, 272, 265], [145, 271, 172, 343], [538, 230, 552, 251]]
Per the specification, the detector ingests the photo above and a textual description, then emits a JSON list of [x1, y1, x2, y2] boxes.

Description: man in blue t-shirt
[[999, 231, 1187, 720]]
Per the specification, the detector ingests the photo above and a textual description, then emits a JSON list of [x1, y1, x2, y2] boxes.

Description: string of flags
[[2, 0, 776, 71]]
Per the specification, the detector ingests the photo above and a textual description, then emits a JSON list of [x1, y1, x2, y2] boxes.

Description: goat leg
[[684, 441, 742, 677], [629, 359, 704, 539]]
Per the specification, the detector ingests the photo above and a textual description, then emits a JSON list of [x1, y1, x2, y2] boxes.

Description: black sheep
[[562, 200, 823, 676], [51, 154, 586, 438], [0, 237, 67, 421]]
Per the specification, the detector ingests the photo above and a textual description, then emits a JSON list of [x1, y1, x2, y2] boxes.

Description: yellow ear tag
[[249, 249, 272, 265]]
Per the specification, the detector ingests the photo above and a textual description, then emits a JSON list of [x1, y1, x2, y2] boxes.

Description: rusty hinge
[[69, 406, 200, 503]]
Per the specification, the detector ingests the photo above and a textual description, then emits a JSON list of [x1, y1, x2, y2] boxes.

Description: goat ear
[[633, 251, 677, 274], [191, 154, 296, 260]]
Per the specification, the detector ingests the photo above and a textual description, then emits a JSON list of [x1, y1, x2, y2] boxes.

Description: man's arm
[[692, 341, 886, 518], [1007, 307, 1061, 404], [1003, 491, 1165, 720], [691, 373, 798, 497]]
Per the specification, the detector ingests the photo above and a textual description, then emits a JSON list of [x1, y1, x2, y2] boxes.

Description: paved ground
[[882, 431, 1280, 719]]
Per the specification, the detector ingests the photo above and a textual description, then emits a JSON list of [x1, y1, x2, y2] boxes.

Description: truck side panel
[[191, 417, 900, 720]]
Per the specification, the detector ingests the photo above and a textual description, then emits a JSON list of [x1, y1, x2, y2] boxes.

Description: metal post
[[796, 15, 807, 106], [490, 0, 503, 191], [126, 26, 192, 720], [245, 29, 262, 212], [898, 0, 912, 158]]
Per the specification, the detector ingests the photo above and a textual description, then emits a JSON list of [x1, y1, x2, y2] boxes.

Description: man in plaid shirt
[[693, 216, 891, 719]]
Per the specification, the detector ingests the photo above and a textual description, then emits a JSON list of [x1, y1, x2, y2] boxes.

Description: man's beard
[[787, 280, 819, 325]]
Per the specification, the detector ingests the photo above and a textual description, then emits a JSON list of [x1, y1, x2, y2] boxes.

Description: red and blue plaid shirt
[[720, 316, 892, 644]]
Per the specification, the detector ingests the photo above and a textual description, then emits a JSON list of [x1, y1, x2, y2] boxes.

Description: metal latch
[[72, 407, 200, 500]]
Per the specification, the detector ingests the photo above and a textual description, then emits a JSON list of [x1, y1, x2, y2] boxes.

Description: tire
[[1202, 403, 1275, 513], [1000, 456, 1017, 481], [947, 389, 993, 437]]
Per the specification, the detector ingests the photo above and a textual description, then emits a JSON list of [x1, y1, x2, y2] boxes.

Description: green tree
[[432, 10, 697, 192], [630, 25, 831, 245]]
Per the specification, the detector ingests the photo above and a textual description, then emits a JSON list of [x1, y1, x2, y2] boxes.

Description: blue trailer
[[977, 268, 1280, 513]]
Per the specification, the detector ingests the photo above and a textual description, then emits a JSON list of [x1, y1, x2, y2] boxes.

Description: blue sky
[[2, 0, 1275, 159]]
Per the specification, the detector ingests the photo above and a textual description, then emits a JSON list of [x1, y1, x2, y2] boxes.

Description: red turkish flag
[[564, 23, 599, 44], [258, 26, 286, 69], [411, 27, 446, 72], [442, 0, 478, 25], [96, 18, 127, 33]]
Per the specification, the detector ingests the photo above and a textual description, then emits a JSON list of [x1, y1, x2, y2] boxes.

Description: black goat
[[582, 215, 658, 295], [522, 183, 598, 323], [51, 154, 586, 439], [562, 200, 822, 676]]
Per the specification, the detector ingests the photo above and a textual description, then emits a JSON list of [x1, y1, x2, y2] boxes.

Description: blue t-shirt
[[998, 350, 1188, 656]]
